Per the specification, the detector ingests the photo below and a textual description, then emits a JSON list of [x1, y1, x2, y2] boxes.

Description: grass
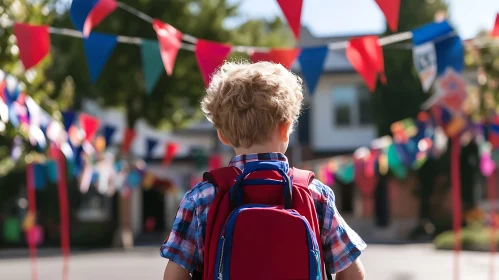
[[434, 227, 499, 251]]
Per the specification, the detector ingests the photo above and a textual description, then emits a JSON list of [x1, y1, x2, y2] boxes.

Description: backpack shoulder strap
[[203, 166, 242, 193], [291, 167, 315, 188]]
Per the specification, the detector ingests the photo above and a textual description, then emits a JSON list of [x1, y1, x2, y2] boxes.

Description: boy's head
[[201, 61, 304, 153]]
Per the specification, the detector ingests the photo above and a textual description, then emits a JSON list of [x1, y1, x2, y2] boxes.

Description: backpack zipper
[[218, 235, 225, 280]]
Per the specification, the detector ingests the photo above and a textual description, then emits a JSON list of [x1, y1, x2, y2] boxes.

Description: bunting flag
[[70, 0, 99, 31], [195, 40, 232, 85], [121, 127, 136, 154], [422, 69, 467, 115], [346, 36, 386, 92], [83, 0, 118, 37], [412, 41, 437, 92], [79, 113, 100, 141], [250, 48, 301, 70], [298, 46, 328, 95], [435, 36, 464, 76], [276, 0, 303, 39], [13, 23, 50, 70], [152, 20, 183, 76], [61, 111, 76, 131], [140, 40, 164, 94], [103, 124, 116, 145], [83, 32, 118, 83], [33, 163, 47, 190], [412, 20, 461, 90], [492, 13, 499, 37], [146, 138, 158, 159], [374, 0, 401, 32], [163, 141, 179, 166]]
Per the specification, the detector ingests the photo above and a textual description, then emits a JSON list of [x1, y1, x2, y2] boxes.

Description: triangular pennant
[[435, 36, 464, 75], [195, 40, 232, 85], [61, 111, 76, 131], [146, 138, 158, 159], [121, 127, 136, 154], [83, 32, 118, 83], [152, 20, 183, 76], [298, 46, 328, 94], [412, 42, 437, 92], [140, 40, 164, 94], [79, 113, 100, 141], [346, 36, 385, 92], [14, 23, 50, 70], [375, 0, 401, 32], [103, 124, 116, 145], [83, 0, 118, 37], [276, 0, 303, 39], [250, 48, 301, 70], [70, 0, 99, 31], [163, 141, 179, 166], [492, 13, 499, 37]]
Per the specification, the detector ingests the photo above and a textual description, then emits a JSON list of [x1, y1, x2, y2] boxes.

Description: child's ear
[[279, 122, 293, 142], [217, 130, 232, 146]]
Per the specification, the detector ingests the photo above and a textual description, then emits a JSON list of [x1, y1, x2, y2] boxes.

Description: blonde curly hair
[[201, 61, 304, 148]]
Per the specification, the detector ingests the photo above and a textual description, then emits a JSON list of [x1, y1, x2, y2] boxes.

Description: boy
[[161, 61, 366, 280]]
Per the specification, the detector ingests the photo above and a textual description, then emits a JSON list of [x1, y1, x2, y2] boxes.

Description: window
[[358, 85, 372, 125], [331, 84, 372, 127]]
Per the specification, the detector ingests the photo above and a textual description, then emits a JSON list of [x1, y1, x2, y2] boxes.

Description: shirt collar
[[228, 152, 289, 171]]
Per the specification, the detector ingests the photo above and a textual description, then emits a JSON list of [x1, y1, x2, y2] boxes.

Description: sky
[[226, 0, 499, 40]]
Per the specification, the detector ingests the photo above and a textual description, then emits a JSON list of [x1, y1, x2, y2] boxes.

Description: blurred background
[[0, 0, 499, 279]]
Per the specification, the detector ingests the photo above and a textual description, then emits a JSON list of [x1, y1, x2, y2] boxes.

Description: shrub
[[434, 227, 499, 251]]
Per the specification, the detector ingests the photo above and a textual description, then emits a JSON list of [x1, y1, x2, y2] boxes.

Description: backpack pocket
[[215, 204, 321, 280]]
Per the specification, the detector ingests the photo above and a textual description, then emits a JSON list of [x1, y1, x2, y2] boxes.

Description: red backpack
[[198, 161, 326, 280]]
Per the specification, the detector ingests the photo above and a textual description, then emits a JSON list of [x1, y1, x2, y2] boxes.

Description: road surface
[[0, 244, 496, 279]]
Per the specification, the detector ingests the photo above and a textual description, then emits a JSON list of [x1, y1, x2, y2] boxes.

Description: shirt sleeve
[[321, 183, 367, 274], [160, 190, 200, 272]]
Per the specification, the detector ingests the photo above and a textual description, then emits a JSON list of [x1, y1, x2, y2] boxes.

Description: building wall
[[310, 74, 376, 152]]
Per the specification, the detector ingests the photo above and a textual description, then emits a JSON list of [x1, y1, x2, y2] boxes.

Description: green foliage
[[465, 31, 499, 118], [48, 0, 292, 129], [434, 227, 499, 251]]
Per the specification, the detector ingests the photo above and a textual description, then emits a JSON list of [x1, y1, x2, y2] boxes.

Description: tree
[[47, 0, 294, 130], [370, 0, 449, 228], [0, 0, 71, 205]]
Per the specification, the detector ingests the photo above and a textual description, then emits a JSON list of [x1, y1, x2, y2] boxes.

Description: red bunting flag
[[375, 0, 401, 32], [14, 23, 50, 70], [121, 127, 136, 154], [276, 0, 303, 39], [250, 48, 301, 70], [163, 142, 179, 166], [152, 19, 183, 76], [79, 113, 100, 141], [346, 36, 386, 92], [195, 39, 232, 86], [492, 13, 499, 37], [83, 0, 118, 37]]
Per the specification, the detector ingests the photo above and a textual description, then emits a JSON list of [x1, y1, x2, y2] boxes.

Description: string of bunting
[[0, 70, 207, 198], [7, 0, 499, 96]]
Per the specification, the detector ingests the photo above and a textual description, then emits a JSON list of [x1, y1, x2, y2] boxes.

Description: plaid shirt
[[160, 153, 366, 274]]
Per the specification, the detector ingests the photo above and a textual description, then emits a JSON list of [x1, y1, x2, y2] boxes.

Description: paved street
[[0, 244, 497, 280]]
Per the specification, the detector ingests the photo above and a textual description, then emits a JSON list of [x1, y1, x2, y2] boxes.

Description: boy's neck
[[234, 143, 285, 156]]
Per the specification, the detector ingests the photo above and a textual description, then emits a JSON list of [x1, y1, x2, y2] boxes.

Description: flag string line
[[2, 5, 499, 55]]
